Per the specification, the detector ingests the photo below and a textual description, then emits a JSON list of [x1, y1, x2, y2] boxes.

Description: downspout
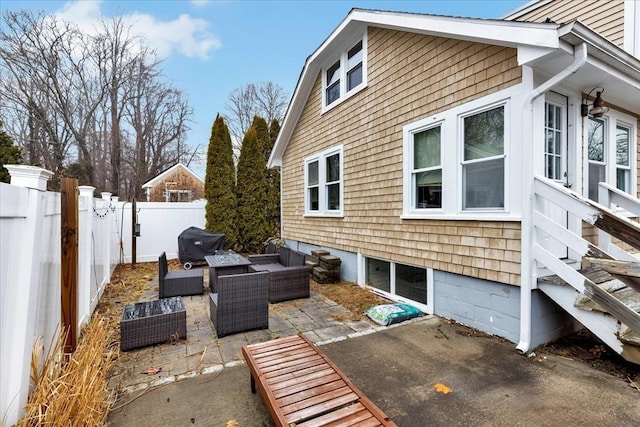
[[516, 42, 587, 355]]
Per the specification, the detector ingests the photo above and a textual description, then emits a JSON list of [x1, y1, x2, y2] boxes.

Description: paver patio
[[107, 269, 426, 397]]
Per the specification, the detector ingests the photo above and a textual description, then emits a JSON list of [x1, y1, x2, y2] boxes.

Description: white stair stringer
[[538, 281, 623, 354]]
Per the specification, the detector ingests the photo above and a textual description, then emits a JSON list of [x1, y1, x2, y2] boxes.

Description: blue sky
[[1, 0, 527, 176]]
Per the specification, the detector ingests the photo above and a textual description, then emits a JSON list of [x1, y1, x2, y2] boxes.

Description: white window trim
[[582, 108, 637, 202], [458, 102, 509, 213], [403, 119, 445, 215], [304, 145, 344, 217], [402, 86, 520, 220], [321, 33, 368, 113]]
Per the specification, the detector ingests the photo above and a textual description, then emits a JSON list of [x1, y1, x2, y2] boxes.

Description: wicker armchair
[[248, 247, 311, 303], [159, 252, 204, 298], [209, 271, 269, 337]]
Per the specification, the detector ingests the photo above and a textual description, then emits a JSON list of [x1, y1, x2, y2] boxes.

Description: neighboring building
[[142, 163, 204, 202], [269, 5, 640, 361]]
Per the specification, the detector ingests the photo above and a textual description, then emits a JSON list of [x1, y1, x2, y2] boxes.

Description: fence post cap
[[5, 165, 53, 191], [100, 192, 112, 201], [79, 186, 96, 197]]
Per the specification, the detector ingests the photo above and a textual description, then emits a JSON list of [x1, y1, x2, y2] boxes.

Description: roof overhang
[[520, 21, 640, 113], [269, 9, 640, 168]]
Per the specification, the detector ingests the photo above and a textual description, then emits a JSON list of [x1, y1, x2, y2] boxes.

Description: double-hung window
[[616, 124, 631, 193], [586, 112, 636, 202], [544, 102, 563, 181], [346, 41, 363, 91], [325, 61, 341, 106], [587, 117, 606, 201], [462, 105, 505, 209], [411, 126, 442, 209], [323, 36, 366, 109], [305, 146, 343, 215], [403, 88, 513, 218]]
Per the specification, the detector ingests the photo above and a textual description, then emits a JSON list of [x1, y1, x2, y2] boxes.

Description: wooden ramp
[[242, 335, 397, 427]]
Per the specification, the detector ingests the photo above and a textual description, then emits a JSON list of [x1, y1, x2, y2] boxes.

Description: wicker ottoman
[[120, 297, 187, 351]]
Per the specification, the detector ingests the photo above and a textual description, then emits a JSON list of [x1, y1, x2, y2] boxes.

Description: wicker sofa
[[209, 271, 269, 337], [159, 252, 204, 298], [248, 247, 311, 303]]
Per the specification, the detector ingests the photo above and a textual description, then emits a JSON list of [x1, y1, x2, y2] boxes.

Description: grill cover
[[177, 227, 225, 264]]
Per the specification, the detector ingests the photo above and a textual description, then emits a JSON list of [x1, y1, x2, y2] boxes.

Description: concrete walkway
[[108, 317, 640, 426]]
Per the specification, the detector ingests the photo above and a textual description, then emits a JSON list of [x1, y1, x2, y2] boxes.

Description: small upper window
[[323, 37, 366, 109], [347, 41, 363, 91], [325, 61, 341, 106]]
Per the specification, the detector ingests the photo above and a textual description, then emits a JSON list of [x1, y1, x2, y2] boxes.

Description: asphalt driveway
[[108, 317, 640, 426]]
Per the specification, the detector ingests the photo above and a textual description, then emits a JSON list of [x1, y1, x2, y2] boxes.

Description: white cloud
[[55, 0, 221, 60]]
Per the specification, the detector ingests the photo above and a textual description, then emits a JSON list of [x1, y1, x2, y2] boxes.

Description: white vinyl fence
[[0, 166, 206, 425], [116, 200, 206, 264]]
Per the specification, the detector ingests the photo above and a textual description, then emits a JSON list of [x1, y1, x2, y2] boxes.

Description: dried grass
[[310, 280, 391, 321], [15, 317, 117, 427]]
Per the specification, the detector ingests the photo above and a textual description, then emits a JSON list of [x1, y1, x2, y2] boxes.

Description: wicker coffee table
[[120, 297, 187, 351]]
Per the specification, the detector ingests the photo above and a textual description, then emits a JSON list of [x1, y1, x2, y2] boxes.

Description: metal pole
[[132, 198, 137, 265]]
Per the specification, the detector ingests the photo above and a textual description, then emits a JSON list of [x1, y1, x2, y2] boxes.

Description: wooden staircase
[[532, 177, 640, 364]]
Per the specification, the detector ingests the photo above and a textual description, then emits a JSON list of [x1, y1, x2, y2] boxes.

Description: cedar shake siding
[[512, 0, 625, 49], [281, 27, 523, 286]]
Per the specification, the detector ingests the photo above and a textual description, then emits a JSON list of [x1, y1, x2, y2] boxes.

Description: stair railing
[[597, 182, 640, 261], [531, 175, 640, 333]]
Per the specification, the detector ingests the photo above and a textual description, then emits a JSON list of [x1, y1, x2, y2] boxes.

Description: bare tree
[[0, 10, 107, 185], [255, 82, 288, 125], [94, 16, 151, 195], [1, 10, 193, 196], [224, 81, 288, 156], [123, 56, 192, 199]]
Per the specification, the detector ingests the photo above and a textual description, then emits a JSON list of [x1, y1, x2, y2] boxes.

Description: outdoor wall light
[[581, 86, 609, 118]]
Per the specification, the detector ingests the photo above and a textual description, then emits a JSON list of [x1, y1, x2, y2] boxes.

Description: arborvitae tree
[[266, 119, 281, 238], [251, 116, 274, 249], [235, 126, 269, 253], [204, 114, 237, 248], [0, 122, 22, 183]]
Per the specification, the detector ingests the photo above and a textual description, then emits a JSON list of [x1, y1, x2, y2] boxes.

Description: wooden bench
[[242, 335, 397, 426]]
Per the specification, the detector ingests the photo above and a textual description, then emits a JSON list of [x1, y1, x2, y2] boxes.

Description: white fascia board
[[348, 9, 559, 49], [559, 22, 640, 82], [268, 61, 313, 168]]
